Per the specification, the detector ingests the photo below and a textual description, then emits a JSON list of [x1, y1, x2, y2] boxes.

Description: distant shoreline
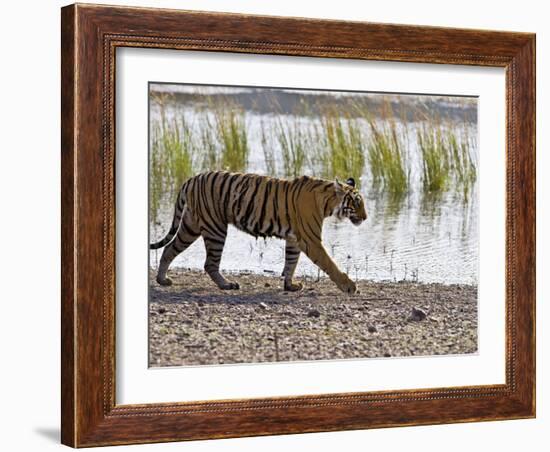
[[150, 85, 478, 123]]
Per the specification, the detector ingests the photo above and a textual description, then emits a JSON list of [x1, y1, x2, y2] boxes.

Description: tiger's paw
[[284, 281, 303, 292], [220, 281, 240, 290], [157, 276, 172, 286], [336, 276, 357, 294]]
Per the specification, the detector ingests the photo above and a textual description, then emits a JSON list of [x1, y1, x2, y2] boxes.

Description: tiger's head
[[333, 177, 367, 226]]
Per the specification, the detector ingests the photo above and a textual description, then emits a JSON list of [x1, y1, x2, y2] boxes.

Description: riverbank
[[149, 270, 478, 367]]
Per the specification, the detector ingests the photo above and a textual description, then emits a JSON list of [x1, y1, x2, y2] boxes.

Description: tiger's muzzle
[[350, 214, 366, 226]]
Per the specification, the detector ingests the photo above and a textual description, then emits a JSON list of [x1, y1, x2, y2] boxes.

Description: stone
[[409, 307, 427, 321]]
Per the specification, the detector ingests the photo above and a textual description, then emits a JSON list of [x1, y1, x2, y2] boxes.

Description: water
[[149, 90, 478, 285], [150, 188, 478, 285]]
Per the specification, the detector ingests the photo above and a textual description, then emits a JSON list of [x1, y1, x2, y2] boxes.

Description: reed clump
[[448, 130, 477, 198], [198, 114, 219, 171], [149, 112, 195, 224], [321, 114, 365, 186], [260, 120, 278, 176], [417, 122, 477, 197], [213, 105, 249, 172], [366, 118, 409, 195], [275, 117, 308, 178], [417, 124, 451, 193], [150, 92, 478, 224], [151, 115, 195, 189]]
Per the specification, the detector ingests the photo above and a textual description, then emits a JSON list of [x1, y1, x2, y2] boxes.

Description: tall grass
[[305, 121, 329, 178], [149, 113, 195, 223], [149, 124, 164, 224], [275, 117, 308, 178], [150, 93, 478, 225], [448, 130, 477, 198], [354, 100, 409, 195], [417, 124, 450, 193], [198, 114, 219, 171], [152, 115, 194, 186], [150, 99, 252, 222], [260, 120, 278, 176], [321, 115, 365, 185], [417, 122, 477, 197], [213, 106, 249, 172], [366, 118, 409, 195], [263, 113, 367, 183]]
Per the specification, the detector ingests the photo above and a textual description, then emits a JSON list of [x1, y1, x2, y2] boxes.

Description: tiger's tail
[[149, 181, 189, 250]]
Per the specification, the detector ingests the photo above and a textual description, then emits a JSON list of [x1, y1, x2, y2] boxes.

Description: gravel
[[148, 270, 478, 367]]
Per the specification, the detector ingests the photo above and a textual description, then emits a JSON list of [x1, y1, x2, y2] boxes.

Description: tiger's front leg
[[297, 238, 357, 294], [282, 239, 303, 292]]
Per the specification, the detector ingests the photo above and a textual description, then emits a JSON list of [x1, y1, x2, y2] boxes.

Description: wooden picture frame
[[61, 3, 535, 447]]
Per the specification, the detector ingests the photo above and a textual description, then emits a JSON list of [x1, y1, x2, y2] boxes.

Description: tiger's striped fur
[[150, 171, 367, 293]]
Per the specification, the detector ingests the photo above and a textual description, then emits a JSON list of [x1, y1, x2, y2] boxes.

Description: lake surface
[[149, 89, 478, 285]]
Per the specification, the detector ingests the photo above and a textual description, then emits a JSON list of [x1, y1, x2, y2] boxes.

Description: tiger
[[150, 171, 367, 294]]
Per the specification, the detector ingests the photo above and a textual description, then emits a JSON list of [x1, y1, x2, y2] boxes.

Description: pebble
[[259, 302, 269, 310], [409, 307, 427, 321], [367, 325, 377, 333], [307, 309, 321, 318]]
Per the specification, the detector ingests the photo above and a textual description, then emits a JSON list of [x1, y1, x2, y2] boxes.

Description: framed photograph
[[61, 3, 535, 447]]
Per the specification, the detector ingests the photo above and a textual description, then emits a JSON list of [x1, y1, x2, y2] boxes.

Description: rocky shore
[[149, 270, 478, 367]]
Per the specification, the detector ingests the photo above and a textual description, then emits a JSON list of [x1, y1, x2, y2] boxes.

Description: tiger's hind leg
[[156, 211, 200, 286], [202, 227, 240, 290], [282, 239, 302, 291]]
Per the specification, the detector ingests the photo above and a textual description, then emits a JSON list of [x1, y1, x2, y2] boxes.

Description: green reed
[[149, 99, 250, 226], [150, 111, 195, 223], [149, 125, 164, 224], [275, 117, 308, 178], [260, 120, 278, 176], [321, 115, 365, 186], [213, 106, 249, 172], [417, 123, 477, 198], [149, 92, 477, 226], [417, 124, 451, 193], [366, 117, 409, 195], [198, 114, 219, 171], [448, 130, 477, 198]]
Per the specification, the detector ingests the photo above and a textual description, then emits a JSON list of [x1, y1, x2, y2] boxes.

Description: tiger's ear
[[334, 178, 344, 191], [345, 177, 356, 188]]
